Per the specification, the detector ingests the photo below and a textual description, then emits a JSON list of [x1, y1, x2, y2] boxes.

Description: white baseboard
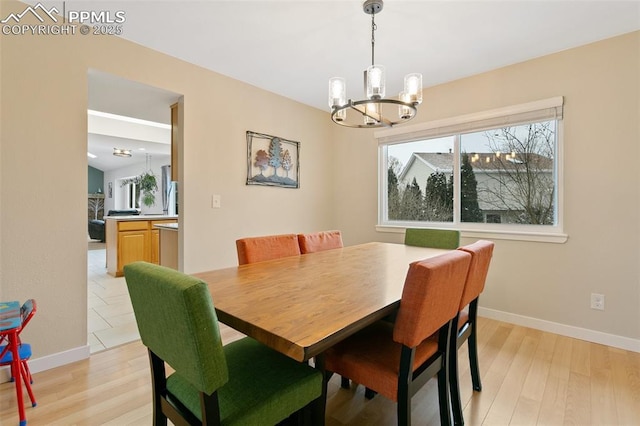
[[0, 345, 90, 383], [2, 309, 639, 384], [479, 307, 640, 353]]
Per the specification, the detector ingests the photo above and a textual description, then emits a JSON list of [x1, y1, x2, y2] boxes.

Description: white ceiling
[[87, 70, 180, 171], [80, 0, 640, 169]]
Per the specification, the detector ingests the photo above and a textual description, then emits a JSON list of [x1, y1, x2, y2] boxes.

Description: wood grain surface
[[194, 242, 449, 361]]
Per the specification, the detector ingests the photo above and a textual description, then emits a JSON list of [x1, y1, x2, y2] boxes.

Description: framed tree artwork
[[246, 131, 299, 188]]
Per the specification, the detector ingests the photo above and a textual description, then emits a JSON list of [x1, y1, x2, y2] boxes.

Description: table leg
[[312, 353, 328, 426]]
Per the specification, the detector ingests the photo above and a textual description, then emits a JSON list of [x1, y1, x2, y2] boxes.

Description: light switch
[[212, 194, 221, 208]]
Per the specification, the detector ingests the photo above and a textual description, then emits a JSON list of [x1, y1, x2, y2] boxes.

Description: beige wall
[[333, 32, 640, 344], [1, 0, 638, 365], [0, 0, 334, 359]]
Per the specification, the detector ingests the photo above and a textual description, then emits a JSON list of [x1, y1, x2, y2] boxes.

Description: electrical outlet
[[590, 293, 605, 311]]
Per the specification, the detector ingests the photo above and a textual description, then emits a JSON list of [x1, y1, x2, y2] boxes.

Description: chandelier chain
[[371, 13, 376, 66]]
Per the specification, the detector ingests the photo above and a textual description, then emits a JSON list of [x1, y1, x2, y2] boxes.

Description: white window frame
[[376, 97, 567, 243]]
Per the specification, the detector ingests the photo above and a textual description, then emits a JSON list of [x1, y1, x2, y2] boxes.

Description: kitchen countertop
[[154, 222, 178, 231], [104, 214, 178, 221]]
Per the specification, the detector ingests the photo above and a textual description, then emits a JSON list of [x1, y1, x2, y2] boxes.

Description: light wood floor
[[2, 317, 639, 425]]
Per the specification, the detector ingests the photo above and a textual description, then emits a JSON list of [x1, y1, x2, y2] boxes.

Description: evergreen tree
[[424, 171, 453, 221], [460, 153, 483, 222], [387, 166, 401, 220], [400, 177, 423, 220]]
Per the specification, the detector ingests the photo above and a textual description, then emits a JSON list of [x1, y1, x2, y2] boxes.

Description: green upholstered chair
[[449, 240, 494, 425], [124, 262, 324, 426], [404, 228, 460, 249], [325, 251, 472, 426]]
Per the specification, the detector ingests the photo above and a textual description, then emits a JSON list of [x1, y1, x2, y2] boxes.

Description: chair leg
[[340, 376, 350, 389], [450, 336, 464, 425], [20, 362, 36, 407], [10, 362, 16, 382], [437, 363, 452, 426], [468, 325, 482, 392], [148, 350, 168, 426], [22, 360, 33, 384], [397, 393, 411, 426], [397, 346, 415, 426]]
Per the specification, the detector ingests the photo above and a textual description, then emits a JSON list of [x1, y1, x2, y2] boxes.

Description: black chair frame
[[449, 298, 481, 425], [149, 349, 221, 426], [336, 318, 456, 426]]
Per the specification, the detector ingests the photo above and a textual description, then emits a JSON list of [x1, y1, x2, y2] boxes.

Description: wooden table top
[[193, 242, 449, 361]]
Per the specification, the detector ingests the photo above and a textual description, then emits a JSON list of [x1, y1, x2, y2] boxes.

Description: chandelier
[[328, 0, 422, 128]]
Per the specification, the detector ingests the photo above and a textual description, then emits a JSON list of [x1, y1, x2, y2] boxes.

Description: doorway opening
[[87, 70, 182, 353]]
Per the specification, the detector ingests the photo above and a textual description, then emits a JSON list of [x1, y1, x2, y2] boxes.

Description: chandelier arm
[[347, 102, 390, 127], [331, 99, 417, 128]]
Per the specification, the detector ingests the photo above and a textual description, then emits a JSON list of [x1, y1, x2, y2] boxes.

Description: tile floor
[[87, 242, 140, 353], [87, 241, 242, 353]]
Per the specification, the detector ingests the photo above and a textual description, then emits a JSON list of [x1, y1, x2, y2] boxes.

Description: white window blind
[[376, 96, 563, 145]]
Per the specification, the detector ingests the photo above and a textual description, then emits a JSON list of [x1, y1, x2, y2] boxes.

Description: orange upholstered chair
[[449, 240, 494, 425], [324, 250, 472, 426], [235, 234, 301, 265], [297, 230, 343, 254]]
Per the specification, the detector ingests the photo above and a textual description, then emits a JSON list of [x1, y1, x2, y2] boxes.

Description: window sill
[[376, 225, 568, 244]]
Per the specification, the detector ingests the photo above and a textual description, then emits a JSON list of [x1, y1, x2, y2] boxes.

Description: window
[[378, 97, 565, 240], [121, 180, 140, 209]]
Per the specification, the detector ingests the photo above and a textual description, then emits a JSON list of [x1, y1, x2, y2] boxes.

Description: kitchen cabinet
[[106, 216, 177, 276]]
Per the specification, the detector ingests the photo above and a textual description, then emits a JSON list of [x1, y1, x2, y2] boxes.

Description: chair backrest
[[236, 234, 301, 265], [404, 228, 460, 249], [457, 240, 494, 309], [20, 299, 36, 330], [297, 230, 343, 254], [393, 250, 471, 348], [124, 262, 228, 395]]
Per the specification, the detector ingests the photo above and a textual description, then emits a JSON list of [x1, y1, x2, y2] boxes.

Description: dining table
[[193, 242, 450, 363]]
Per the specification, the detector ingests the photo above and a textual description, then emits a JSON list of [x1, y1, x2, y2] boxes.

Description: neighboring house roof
[[398, 152, 553, 182], [398, 152, 453, 182], [463, 152, 554, 172]]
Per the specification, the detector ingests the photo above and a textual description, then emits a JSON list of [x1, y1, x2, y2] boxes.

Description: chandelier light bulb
[[404, 73, 423, 104], [366, 65, 386, 100], [364, 102, 380, 126], [328, 77, 346, 108], [398, 92, 414, 119]]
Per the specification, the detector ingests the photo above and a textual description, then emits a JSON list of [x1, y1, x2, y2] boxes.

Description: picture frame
[[246, 131, 299, 188], [108, 182, 113, 198]]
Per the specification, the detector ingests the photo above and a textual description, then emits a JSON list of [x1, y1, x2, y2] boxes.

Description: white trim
[[462, 229, 567, 244], [1, 345, 90, 383], [377, 97, 565, 238], [479, 307, 640, 353], [87, 109, 171, 129], [375, 225, 568, 244]]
